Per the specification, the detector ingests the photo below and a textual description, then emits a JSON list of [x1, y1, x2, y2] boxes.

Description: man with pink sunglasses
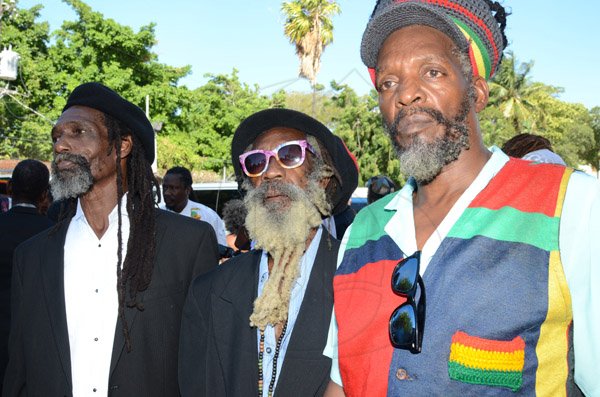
[[179, 108, 358, 396]]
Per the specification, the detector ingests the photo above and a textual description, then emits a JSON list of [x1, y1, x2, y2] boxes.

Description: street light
[[0, 0, 18, 96]]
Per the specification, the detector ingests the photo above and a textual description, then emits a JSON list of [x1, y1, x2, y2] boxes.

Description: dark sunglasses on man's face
[[389, 251, 426, 354], [239, 139, 316, 178]]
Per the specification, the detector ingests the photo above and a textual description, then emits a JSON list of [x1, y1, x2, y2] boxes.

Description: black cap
[[63, 82, 155, 163], [231, 108, 358, 215]]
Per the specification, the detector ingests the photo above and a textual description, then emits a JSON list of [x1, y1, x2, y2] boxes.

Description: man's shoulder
[[188, 200, 221, 217], [189, 250, 260, 296], [13, 219, 67, 254], [156, 207, 214, 232]]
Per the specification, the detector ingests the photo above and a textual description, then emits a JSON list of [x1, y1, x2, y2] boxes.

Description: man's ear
[[473, 76, 489, 113], [120, 135, 133, 159]]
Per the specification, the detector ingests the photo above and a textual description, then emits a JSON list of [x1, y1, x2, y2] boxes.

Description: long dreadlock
[[105, 113, 159, 352]]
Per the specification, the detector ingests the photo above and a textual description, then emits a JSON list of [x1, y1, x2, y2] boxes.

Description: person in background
[[0, 159, 54, 393], [366, 175, 397, 205], [3, 82, 218, 396], [221, 198, 251, 253], [502, 133, 567, 165], [179, 108, 358, 396], [324, 0, 599, 395], [161, 166, 228, 246]]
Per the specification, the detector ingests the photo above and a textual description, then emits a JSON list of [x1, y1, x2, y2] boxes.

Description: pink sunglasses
[[239, 139, 316, 177]]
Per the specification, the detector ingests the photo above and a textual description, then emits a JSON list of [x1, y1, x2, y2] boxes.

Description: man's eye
[[426, 69, 442, 78], [378, 80, 396, 92]]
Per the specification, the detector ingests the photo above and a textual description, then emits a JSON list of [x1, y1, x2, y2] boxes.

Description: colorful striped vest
[[333, 159, 579, 396]]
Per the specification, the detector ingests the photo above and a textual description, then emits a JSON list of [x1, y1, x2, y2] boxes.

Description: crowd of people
[[0, 0, 598, 396]]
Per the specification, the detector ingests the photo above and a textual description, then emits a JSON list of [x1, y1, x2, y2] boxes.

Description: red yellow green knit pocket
[[448, 331, 525, 392]]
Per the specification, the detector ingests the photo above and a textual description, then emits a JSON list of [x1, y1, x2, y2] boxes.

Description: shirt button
[[266, 347, 272, 354], [396, 368, 412, 380], [94, 337, 98, 341], [93, 388, 97, 392], [95, 289, 99, 293]]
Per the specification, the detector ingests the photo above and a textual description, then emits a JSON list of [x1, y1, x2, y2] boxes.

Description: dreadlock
[[483, 0, 509, 50], [501, 133, 554, 159], [370, 0, 382, 18], [105, 113, 159, 352]]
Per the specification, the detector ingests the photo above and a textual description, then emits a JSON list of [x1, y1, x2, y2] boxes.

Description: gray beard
[[242, 178, 325, 253], [242, 177, 328, 329], [50, 153, 94, 200], [385, 95, 472, 185]]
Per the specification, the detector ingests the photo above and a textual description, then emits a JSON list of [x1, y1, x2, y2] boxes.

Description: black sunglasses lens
[[277, 143, 303, 167], [389, 303, 416, 348], [392, 256, 419, 294], [244, 152, 267, 175]]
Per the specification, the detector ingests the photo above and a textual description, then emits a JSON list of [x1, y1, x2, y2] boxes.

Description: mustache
[[387, 93, 472, 139], [52, 152, 91, 172], [249, 180, 302, 202]]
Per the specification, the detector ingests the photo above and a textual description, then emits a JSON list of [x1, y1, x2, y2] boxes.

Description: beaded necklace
[[258, 320, 288, 397]]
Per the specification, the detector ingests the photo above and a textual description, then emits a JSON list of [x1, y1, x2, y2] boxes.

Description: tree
[[166, 70, 273, 178], [583, 107, 600, 171], [281, 0, 340, 88], [0, 4, 56, 159], [488, 52, 558, 133], [326, 82, 402, 186]]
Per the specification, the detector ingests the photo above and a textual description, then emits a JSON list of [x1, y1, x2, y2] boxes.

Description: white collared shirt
[[64, 197, 129, 396]]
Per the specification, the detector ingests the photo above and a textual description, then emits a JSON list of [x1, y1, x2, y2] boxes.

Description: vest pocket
[[448, 330, 525, 392]]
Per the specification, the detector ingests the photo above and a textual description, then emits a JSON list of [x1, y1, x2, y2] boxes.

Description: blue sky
[[19, 0, 600, 109]]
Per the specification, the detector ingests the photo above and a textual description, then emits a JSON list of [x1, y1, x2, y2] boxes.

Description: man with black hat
[[3, 82, 219, 396], [179, 108, 358, 396], [324, 1, 599, 396]]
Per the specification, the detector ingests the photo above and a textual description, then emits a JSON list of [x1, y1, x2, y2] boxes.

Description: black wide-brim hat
[[63, 82, 155, 163], [232, 108, 358, 215]]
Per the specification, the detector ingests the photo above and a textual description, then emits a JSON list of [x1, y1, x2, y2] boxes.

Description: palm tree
[[281, 0, 341, 89], [488, 51, 558, 133]]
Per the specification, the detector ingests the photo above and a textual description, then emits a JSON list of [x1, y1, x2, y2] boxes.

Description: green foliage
[[172, 70, 273, 177], [0, 4, 55, 159], [1, 0, 597, 184], [483, 53, 595, 167], [325, 82, 402, 187]]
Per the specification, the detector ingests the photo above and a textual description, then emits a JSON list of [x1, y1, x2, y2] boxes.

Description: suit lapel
[[212, 251, 261, 390], [109, 209, 168, 376], [41, 220, 73, 390], [275, 232, 337, 395]]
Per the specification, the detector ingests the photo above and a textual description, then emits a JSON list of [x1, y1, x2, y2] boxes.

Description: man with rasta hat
[[178, 108, 358, 396], [324, 1, 600, 396], [3, 82, 219, 396]]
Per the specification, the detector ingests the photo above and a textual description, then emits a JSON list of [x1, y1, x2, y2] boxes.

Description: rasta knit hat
[[361, 0, 507, 81], [231, 108, 359, 216], [63, 82, 155, 163]]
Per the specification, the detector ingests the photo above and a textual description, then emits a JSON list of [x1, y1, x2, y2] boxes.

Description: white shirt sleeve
[[323, 225, 353, 387], [560, 171, 600, 396]]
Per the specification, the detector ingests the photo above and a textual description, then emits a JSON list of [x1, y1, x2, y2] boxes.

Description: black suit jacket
[[179, 231, 338, 397], [3, 209, 219, 397], [0, 206, 54, 391]]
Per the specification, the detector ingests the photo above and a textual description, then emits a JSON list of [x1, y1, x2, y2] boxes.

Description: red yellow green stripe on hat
[[452, 16, 492, 79], [448, 331, 525, 391]]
